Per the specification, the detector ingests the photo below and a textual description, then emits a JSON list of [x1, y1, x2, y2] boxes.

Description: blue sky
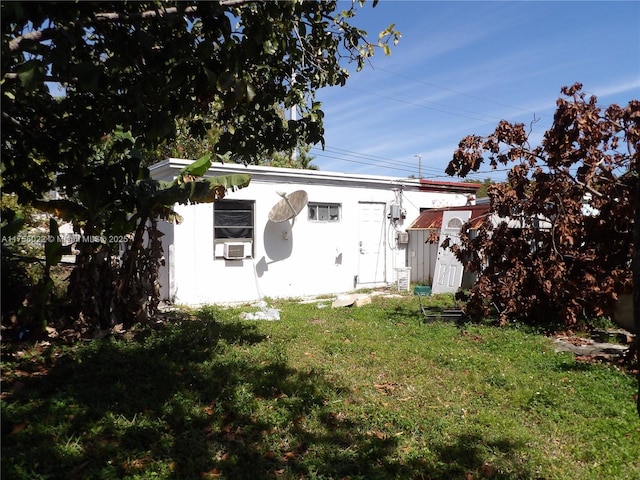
[[310, 0, 640, 182]]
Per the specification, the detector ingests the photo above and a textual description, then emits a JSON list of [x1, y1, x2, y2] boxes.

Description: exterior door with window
[[431, 210, 471, 294], [357, 202, 386, 285]]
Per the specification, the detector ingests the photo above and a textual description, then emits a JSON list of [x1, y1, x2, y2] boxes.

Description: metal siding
[[408, 229, 438, 285]]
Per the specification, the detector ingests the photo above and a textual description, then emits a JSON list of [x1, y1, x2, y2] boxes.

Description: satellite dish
[[268, 190, 308, 223]]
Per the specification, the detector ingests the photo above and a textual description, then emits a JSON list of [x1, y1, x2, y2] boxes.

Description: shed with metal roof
[[406, 203, 490, 287]]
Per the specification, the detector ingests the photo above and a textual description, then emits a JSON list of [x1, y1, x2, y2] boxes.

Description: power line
[[310, 146, 512, 181], [343, 85, 545, 138], [309, 65, 540, 180], [311, 146, 445, 176], [313, 144, 506, 178], [310, 150, 419, 176], [371, 65, 538, 115], [344, 86, 508, 126], [320, 145, 444, 174]]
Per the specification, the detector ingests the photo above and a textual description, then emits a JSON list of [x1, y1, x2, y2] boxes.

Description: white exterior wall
[[150, 159, 476, 305]]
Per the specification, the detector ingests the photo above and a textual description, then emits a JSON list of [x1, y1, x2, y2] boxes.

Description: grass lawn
[[2, 293, 639, 479]]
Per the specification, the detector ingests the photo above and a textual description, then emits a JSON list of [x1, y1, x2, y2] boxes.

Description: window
[[214, 200, 254, 258], [446, 217, 463, 229], [308, 202, 340, 222]]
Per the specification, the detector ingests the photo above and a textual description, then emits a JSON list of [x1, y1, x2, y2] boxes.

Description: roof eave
[[418, 178, 481, 194]]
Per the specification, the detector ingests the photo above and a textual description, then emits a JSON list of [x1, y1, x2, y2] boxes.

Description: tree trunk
[[69, 241, 118, 330], [116, 216, 163, 327]]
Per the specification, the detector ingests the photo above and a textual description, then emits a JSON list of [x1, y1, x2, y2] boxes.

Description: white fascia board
[[149, 158, 478, 194], [150, 158, 418, 189]]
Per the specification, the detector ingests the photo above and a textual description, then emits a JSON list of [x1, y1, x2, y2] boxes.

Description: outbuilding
[[407, 203, 490, 292], [150, 159, 480, 305]]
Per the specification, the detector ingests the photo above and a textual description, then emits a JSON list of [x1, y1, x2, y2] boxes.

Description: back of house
[[149, 159, 480, 305]]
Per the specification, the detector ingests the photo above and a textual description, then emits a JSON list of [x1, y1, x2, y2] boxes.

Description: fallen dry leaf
[[11, 422, 28, 434], [366, 430, 387, 440], [374, 382, 398, 395], [201, 468, 222, 479], [203, 404, 215, 415], [480, 462, 496, 477]]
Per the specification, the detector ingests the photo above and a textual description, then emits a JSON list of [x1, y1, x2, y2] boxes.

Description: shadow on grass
[[2, 312, 535, 480], [429, 433, 529, 479]]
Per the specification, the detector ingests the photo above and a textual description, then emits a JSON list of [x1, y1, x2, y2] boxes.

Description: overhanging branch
[[8, 5, 199, 52], [93, 5, 197, 22], [7, 1, 264, 53], [2, 111, 52, 142], [9, 28, 55, 52]]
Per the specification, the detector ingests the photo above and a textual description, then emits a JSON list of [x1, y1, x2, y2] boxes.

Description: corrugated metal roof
[[419, 178, 481, 193], [408, 204, 491, 230]]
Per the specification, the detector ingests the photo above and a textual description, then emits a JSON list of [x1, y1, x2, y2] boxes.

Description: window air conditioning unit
[[223, 242, 246, 260]]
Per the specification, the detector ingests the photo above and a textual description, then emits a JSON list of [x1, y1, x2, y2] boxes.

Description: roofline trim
[[150, 158, 481, 193]]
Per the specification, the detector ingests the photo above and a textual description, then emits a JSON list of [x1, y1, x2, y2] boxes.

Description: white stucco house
[[149, 159, 480, 305]]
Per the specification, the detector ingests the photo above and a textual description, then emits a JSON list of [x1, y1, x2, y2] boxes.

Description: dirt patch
[[552, 329, 637, 373], [553, 335, 629, 357]]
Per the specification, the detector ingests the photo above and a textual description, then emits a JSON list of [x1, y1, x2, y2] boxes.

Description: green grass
[[2, 294, 639, 479]]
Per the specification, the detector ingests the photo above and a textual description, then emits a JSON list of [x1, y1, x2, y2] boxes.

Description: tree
[[2, 1, 398, 201], [476, 178, 494, 198], [264, 143, 318, 169], [2, 1, 399, 331], [446, 84, 638, 328], [152, 109, 318, 169], [461, 178, 494, 198], [446, 84, 639, 417]]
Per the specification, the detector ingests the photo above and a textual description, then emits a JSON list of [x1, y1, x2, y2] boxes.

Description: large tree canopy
[[446, 84, 639, 417], [446, 84, 639, 328], [2, 0, 399, 201], [1, 0, 399, 331]]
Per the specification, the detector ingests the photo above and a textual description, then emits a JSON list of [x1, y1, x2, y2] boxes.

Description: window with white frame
[[308, 202, 341, 222], [213, 200, 254, 257]]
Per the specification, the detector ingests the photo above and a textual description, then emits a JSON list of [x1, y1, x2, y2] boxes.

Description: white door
[[431, 210, 471, 294], [357, 202, 386, 285]]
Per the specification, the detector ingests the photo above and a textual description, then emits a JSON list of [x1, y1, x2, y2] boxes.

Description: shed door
[[357, 202, 386, 285], [431, 210, 471, 294]]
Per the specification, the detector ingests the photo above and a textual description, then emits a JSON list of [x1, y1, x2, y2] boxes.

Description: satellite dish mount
[[268, 190, 308, 240]]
